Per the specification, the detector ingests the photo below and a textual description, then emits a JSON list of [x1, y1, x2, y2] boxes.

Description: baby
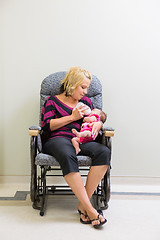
[[72, 108, 107, 154]]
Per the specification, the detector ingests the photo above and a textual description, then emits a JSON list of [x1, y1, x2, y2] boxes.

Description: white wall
[[0, 0, 160, 176]]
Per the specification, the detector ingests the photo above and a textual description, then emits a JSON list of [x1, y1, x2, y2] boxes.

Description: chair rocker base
[[31, 166, 110, 216]]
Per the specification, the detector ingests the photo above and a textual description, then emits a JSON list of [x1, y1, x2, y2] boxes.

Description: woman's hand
[[71, 105, 88, 121], [50, 105, 89, 131], [90, 121, 103, 140]]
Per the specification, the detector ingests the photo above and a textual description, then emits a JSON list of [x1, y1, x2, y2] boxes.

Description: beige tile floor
[[0, 176, 160, 240]]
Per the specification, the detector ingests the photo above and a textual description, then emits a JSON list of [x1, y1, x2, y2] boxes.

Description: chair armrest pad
[[29, 126, 41, 136], [103, 127, 115, 137]]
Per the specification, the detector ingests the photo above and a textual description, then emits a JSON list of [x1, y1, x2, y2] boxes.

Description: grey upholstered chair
[[29, 71, 114, 216]]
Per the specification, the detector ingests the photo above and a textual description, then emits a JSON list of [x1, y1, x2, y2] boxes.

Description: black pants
[[43, 137, 111, 176]]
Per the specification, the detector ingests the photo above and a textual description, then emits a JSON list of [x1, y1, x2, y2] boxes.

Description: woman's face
[[71, 77, 90, 100]]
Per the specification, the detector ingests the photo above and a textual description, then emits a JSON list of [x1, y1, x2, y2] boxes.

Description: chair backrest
[[40, 71, 102, 124]]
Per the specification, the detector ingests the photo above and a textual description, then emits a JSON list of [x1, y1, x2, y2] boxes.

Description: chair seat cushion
[[35, 153, 92, 166]]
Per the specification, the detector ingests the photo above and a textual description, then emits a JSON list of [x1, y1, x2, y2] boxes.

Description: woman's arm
[[50, 115, 73, 131]]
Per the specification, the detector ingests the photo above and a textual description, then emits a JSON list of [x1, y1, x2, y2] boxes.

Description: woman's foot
[[78, 210, 91, 224], [78, 203, 107, 227], [87, 208, 107, 228], [77, 203, 90, 223], [90, 214, 107, 229]]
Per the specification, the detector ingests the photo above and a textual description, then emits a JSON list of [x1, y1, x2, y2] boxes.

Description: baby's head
[[90, 109, 107, 123]]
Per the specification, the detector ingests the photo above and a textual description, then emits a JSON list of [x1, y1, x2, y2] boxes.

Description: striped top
[[41, 95, 93, 141]]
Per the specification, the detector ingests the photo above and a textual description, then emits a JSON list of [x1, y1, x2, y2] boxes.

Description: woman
[[41, 67, 111, 228]]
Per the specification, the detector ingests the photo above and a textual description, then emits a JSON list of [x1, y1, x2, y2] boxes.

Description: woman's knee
[[92, 145, 111, 166], [102, 146, 111, 159], [94, 144, 110, 157]]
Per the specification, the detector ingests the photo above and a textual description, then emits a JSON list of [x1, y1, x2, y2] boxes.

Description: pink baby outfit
[[80, 114, 100, 144]]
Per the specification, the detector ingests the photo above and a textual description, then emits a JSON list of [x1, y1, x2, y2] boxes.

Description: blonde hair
[[61, 67, 92, 96]]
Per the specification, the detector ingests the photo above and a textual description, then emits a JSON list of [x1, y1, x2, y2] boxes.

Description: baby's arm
[[83, 115, 97, 123]]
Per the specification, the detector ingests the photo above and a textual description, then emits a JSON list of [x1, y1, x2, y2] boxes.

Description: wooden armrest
[[104, 130, 114, 137], [29, 126, 41, 136], [29, 129, 40, 137]]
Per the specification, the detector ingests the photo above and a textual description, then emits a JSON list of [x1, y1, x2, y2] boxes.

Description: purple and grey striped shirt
[[41, 95, 93, 141]]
